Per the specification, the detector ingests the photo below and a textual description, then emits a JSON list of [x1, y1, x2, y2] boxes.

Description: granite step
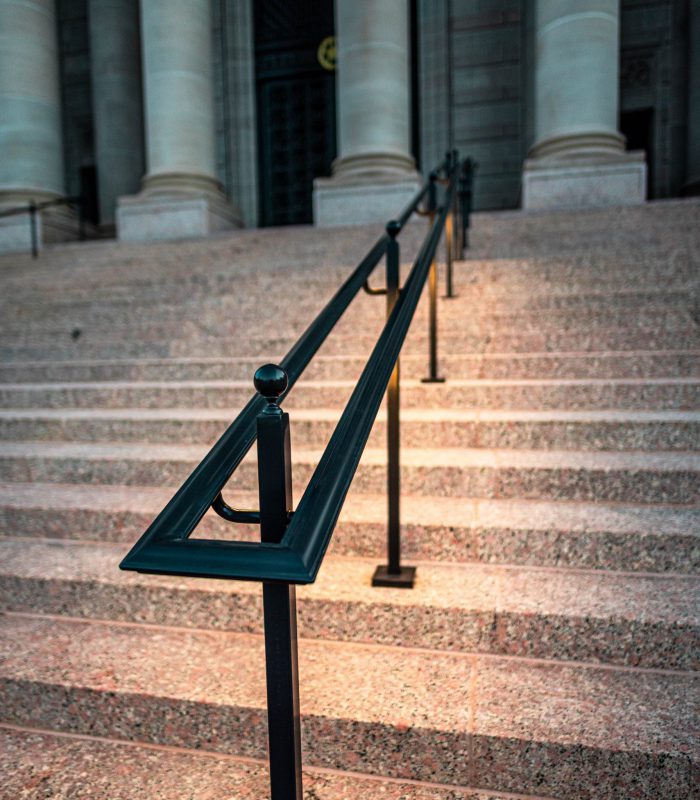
[[1, 538, 697, 670], [4, 285, 695, 330], [0, 350, 698, 383], [0, 378, 697, 411], [1, 407, 698, 451], [3, 327, 699, 362], [0, 301, 692, 338], [2, 483, 697, 573], [459, 255, 697, 286], [4, 323, 698, 358], [0, 614, 695, 799], [0, 442, 698, 503], [1, 250, 694, 306], [0, 726, 535, 800]]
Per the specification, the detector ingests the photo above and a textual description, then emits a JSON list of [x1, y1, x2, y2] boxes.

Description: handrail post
[[445, 150, 456, 298], [460, 158, 474, 256], [372, 221, 415, 589], [254, 364, 303, 800], [451, 149, 462, 266], [29, 200, 38, 259], [77, 197, 85, 241], [422, 172, 445, 384]]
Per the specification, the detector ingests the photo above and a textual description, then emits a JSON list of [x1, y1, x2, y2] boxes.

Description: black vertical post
[[451, 150, 461, 265], [422, 172, 445, 384], [29, 200, 38, 259], [254, 364, 303, 800], [372, 221, 415, 589], [461, 159, 474, 254], [78, 198, 86, 241], [445, 150, 458, 298]]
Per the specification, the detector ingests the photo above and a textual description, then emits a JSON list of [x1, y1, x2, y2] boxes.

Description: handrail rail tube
[[287, 198, 451, 580], [121, 179, 438, 572]]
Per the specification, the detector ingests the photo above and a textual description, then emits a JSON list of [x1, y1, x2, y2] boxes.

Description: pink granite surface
[[0, 538, 697, 669], [0, 615, 696, 798], [0, 727, 525, 800]]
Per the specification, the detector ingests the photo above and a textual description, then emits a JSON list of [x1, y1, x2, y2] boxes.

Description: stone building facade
[[0, 0, 698, 248]]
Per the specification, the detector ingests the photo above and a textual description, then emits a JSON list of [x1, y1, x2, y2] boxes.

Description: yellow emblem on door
[[317, 36, 336, 71]]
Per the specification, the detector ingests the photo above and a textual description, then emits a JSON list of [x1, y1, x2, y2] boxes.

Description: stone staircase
[[0, 200, 699, 799]]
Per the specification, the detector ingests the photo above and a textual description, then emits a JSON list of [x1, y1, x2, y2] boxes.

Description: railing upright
[[29, 200, 38, 259], [422, 171, 445, 384], [444, 152, 455, 298], [459, 158, 475, 257], [372, 220, 415, 588], [255, 364, 303, 800]]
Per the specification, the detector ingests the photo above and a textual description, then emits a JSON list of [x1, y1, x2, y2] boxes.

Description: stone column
[[313, 0, 421, 226], [89, 0, 145, 230], [0, 0, 75, 252], [117, 0, 239, 241], [522, 0, 646, 210], [686, 0, 700, 195]]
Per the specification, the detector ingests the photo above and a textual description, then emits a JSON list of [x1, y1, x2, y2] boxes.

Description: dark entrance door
[[620, 108, 654, 199], [254, 0, 336, 226]]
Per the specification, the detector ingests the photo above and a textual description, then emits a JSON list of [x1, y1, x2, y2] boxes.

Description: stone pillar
[[686, 0, 700, 195], [313, 0, 421, 226], [522, 0, 646, 211], [0, 0, 75, 252], [89, 0, 145, 230], [117, 0, 239, 241]]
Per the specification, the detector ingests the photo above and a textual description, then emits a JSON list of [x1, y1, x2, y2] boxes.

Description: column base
[[313, 173, 423, 227], [0, 204, 79, 255], [522, 151, 647, 211], [116, 190, 241, 242]]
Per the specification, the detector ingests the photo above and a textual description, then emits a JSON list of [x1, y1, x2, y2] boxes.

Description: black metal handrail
[[120, 167, 444, 582], [0, 195, 86, 257], [120, 152, 474, 799]]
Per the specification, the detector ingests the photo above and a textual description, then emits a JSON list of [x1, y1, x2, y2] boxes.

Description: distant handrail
[[286, 194, 452, 581], [0, 195, 86, 256]]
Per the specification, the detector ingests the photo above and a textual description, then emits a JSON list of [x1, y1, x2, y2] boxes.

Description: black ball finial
[[254, 364, 288, 403], [386, 219, 401, 239]]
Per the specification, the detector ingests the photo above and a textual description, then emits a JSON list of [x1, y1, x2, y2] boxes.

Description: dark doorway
[[620, 108, 654, 198], [254, 0, 336, 226], [79, 165, 99, 226]]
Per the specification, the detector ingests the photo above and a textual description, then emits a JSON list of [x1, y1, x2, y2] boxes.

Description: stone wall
[[419, 0, 689, 210]]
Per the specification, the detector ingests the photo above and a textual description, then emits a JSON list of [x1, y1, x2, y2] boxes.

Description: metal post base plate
[[420, 376, 446, 383], [371, 564, 416, 588]]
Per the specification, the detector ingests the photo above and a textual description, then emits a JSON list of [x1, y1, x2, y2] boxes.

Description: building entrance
[[254, 0, 336, 226]]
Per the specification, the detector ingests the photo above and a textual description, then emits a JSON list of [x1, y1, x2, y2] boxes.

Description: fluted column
[[531, 0, 623, 160], [686, 0, 700, 195], [522, 0, 646, 210], [0, 0, 64, 206], [117, 0, 239, 240], [140, 0, 218, 194], [333, 0, 415, 179], [89, 0, 145, 228], [313, 0, 421, 226]]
